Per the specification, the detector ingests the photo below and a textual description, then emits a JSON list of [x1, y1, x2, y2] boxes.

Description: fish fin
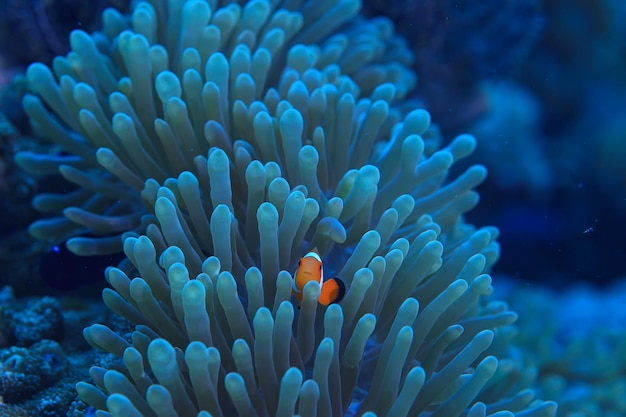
[[319, 277, 346, 306]]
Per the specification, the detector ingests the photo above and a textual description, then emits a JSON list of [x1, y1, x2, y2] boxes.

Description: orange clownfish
[[293, 248, 345, 306]]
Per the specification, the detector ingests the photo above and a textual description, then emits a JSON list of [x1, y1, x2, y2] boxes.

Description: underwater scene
[[0, 0, 623, 416]]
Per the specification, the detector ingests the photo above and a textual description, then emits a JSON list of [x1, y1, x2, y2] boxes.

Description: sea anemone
[[16, 0, 416, 255], [17, 0, 557, 416]]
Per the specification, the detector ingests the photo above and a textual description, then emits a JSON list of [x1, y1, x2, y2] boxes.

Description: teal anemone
[[18, 0, 557, 416]]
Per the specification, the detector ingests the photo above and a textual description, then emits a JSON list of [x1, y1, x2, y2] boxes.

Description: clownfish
[[293, 248, 345, 306]]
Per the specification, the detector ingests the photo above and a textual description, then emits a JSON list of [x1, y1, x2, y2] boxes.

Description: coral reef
[[0, 339, 67, 403], [15, 0, 557, 416], [0, 286, 110, 415], [497, 278, 626, 417], [467, 0, 626, 285], [467, 81, 552, 193], [0, 402, 28, 417], [0, 295, 64, 347]]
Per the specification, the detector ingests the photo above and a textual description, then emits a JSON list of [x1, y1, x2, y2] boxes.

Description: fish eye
[[319, 265, 322, 270], [297, 260, 301, 266]]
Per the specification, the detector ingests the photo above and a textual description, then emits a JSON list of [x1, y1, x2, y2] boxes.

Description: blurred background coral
[[362, 0, 626, 287]]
